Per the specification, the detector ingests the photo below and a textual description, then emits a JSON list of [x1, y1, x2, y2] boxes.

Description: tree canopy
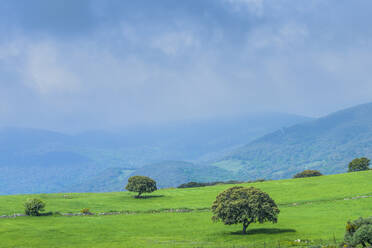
[[211, 186, 280, 234], [125, 176, 157, 198], [348, 157, 370, 172], [344, 217, 372, 247], [24, 198, 46, 216], [293, 169, 322, 178]]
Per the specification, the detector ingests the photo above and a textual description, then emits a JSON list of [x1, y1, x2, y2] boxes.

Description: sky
[[1, 0, 372, 132]]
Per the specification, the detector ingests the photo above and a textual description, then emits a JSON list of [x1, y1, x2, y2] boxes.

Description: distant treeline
[[177, 179, 266, 188]]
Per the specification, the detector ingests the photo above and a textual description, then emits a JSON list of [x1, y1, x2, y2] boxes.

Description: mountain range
[[0, 113, 310, 194], [215, 102, 372, 179], [3, 102, 372, 194]]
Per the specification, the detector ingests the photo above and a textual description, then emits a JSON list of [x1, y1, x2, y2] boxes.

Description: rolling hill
[[73, 161, 239, 192], [0, 113, 310, 194], [5, 100, 372, 194], [216, 102, 372, 179], [0, 171, 371, 247], [123, 161, 235, 188]]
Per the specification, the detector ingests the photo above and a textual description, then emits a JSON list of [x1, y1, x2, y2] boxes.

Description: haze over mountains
[[2, 101, 372, 194], [1, 0, 372, 198], [0, 113, 309, 194], [216, 102, 372, 179]]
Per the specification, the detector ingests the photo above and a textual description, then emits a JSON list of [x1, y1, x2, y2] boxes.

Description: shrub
[[344, 217, 372, 247], [348, 157, 370, 172], [211, 186, 280, 234], [293, 170, 322, 178], [177, 180, 262, 188], [24, 198, 46, 216], [178, 182, 207, 188], [80, 208, 92, 215], [125, 176, 157, 198]]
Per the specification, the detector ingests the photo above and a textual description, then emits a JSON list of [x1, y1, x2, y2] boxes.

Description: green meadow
[[0, 171, 372, 247]]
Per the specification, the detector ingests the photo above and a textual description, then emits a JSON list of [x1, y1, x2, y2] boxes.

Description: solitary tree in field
[[211, 186, 280, 234], [344, 217, 372, 247], [125, 176, 157, 198], [348, 157, 370, 172], [293, 169, 322, 178], [24, 198, 46, 216]]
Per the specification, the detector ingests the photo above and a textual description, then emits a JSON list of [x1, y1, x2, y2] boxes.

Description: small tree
[[293, 169, 322, 178], [24, 198, 46, 216], [211, 186, 280, 234], [344, 217, 372, 247], [125, 176, 157, 198], [348, 157, 370, 172]]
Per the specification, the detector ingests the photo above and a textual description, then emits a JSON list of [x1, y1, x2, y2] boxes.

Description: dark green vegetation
[[293, 170, 322, 178], [348, 157, 370, 172], [177, 180, 244, 188], [217, 102, 372, 180], [130, 161, 238, 188], [0, 113, 310, 194], [125, 176, 157, 198], [24, 198, 46, 216], [211, 186, 279, 233], [0, 171, 371, 247], [344, 217, 372, 247]]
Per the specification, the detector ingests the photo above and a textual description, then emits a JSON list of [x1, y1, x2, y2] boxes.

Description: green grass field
[[0, 171, 372, 247]]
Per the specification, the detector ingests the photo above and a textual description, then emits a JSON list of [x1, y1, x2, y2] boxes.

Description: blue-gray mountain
[[216, 102, 372, 179], [0, 113, 309, 194]]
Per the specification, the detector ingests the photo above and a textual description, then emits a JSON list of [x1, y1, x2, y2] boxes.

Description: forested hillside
[[0, 113, 309, 194], [217, 102, 372, 179]]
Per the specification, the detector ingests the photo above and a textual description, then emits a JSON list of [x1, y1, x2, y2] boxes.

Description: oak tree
[[211, 186, 280, 234]]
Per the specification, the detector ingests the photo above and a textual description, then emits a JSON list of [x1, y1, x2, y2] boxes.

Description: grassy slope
[[1, 170, 371, 215], [0, 171, 371, 247]]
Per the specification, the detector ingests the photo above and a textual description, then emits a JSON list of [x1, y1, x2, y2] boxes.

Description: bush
[[177, 179, 264, 188], [80, 208, 92, 215], [178, 182, 207, 188], [348, 157, 370, 172], [344, 217, 372, 247], [24, 198, 46, 216], [211, 186, 280, 234], [125, 176, 157, 198], [293, 170, 322, 178]]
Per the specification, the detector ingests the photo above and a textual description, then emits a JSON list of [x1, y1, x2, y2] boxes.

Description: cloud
[[224, 0, 264, 15], [0, 0, 372, 131], [151, 31, 200, 56], [246, 22, 309, 51], [22, 41, 81, 94]]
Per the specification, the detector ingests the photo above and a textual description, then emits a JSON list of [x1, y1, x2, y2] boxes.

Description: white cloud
[[246, 22, 309, 51], [151, 31, 199, 56], [1, 0, 372, 131], [224, 0, 264, 15], [0, 41, 21, 60], [22, 41, 80, 95]]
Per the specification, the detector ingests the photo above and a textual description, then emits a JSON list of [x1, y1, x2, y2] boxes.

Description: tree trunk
[[242, 222, 250, 234], [136, 192, 142, 198]]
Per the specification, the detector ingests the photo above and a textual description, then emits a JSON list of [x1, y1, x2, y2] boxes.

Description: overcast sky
[[1, 0, 372, 131]]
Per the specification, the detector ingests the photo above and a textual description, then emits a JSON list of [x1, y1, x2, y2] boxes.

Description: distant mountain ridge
[[7, 100, 372, 194], [216, 102, 372, 179], [0, 112, 310, 194]]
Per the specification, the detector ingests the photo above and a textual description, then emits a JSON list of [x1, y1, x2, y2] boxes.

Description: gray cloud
[[0, 0, 372, 131]]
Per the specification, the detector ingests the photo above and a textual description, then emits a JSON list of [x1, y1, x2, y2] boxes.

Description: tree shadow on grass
[[39, 212, 54, 216], [137, 195, 165, 199], [231, 228, 296, 235]]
